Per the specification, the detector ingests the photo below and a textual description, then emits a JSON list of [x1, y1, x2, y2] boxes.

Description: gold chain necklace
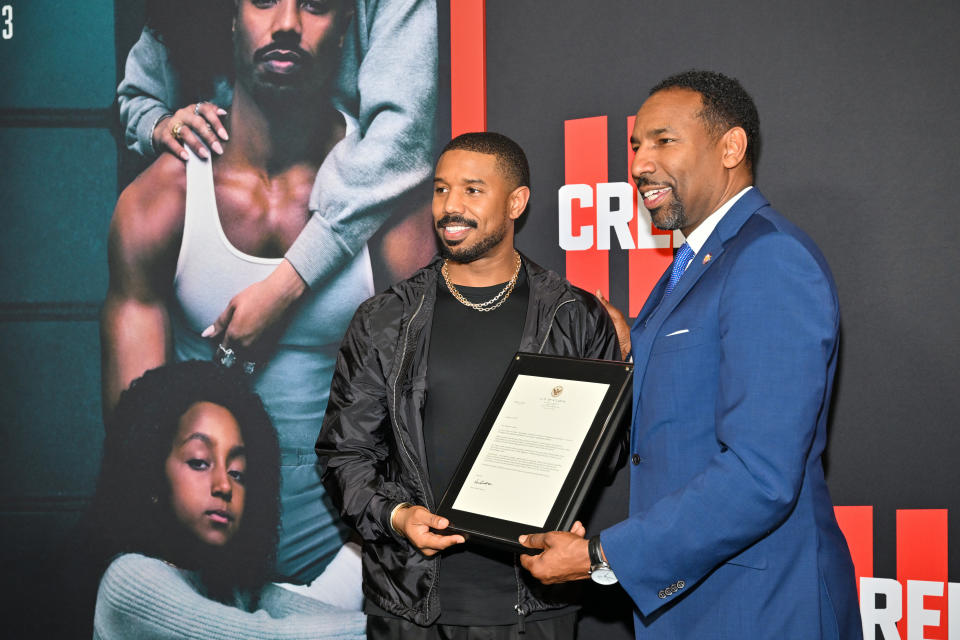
[[441, 251, 522, 312]]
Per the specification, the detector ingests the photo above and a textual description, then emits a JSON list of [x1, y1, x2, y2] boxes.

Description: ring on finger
[[171, 121, 185, 142], [216, 344, 236, 368], [194, 102, 204, 115], [215, 344, 256, 375]]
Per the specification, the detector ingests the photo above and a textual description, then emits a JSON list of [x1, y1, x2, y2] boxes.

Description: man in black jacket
[[316, 132, 620, 639]]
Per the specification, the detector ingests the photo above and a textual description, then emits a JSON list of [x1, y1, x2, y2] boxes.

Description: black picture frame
[[435, 352, 633, 551]]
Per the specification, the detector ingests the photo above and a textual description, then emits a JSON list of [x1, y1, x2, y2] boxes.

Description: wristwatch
[[588, 535, 618, 585]]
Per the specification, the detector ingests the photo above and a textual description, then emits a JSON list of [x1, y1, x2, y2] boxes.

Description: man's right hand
[[392, 505, 465, 556], [596, 290, 631, 359]]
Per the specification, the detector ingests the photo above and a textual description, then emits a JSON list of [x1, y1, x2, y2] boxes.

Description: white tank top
[[171, 150, 374, 452]]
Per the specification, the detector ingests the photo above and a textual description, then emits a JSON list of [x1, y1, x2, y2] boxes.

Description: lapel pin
[[702, 253, 712, 265]]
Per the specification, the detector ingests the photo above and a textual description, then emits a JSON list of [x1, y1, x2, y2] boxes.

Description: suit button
[[658, 590, 665, 599], [631, 454, 642, 465], [677, 580, 685, 589]]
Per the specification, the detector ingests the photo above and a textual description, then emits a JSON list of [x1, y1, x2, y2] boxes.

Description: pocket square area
[[665, 329, 690, 337]]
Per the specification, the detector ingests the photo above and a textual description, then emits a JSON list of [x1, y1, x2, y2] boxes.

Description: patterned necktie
[[664, 242, 694, 295]]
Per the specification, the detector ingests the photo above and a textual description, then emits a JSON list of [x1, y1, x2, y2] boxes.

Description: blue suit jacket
[[600, 189, 862, 639]]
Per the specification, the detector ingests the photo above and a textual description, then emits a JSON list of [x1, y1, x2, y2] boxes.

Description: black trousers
[[366, 613, 578, 640]]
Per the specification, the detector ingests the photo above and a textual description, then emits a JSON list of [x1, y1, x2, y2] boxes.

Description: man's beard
[[245, 62, 323, 108], [233, 38, 333, 109], [436, 216, 508, 264], [651, 192, 687, 231]]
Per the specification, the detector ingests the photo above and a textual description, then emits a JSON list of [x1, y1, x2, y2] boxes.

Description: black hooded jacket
[[316, 254, 621, 625]]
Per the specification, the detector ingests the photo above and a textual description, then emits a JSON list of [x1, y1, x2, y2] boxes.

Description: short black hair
[[650, 70, 761, 174], [90, 361, 280, 602], [440, 131, 530, 189], [146, 0, 235, 99]]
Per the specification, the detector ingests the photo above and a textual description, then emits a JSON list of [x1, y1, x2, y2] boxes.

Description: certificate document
[[436, 353, 632, 551], [451, 374, 610, 527]]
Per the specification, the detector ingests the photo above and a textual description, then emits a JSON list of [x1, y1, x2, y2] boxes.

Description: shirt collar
[[682, 186, 753, 254]]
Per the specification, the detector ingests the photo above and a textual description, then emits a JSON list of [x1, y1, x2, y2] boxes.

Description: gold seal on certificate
[[435, 353, 633, 550]]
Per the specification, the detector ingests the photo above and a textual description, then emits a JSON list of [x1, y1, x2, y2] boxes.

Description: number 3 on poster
[[2, 5, 12, 40]]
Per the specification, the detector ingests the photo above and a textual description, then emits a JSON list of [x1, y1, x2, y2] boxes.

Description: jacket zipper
[[514, 557, 527, 633], [389, 292, 439, 619], [538, 298, 574, 353], [391, 291, 429, 508]]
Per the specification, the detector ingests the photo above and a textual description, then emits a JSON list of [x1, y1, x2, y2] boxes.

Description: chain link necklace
[[441, 251, 522, 312]]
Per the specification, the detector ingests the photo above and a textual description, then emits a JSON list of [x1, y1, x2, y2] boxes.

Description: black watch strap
[[588, 535, 605, 567]]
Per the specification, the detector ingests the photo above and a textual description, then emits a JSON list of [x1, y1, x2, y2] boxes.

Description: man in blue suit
[[520, 70, 862, 638]]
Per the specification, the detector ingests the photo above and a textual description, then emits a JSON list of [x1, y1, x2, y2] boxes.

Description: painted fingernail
[[212, 141, 224, 155], [201, 325, 216, 338], [219, 128, 229, 140], [217, 108, 227, 115], [180, 151, 190, 161]]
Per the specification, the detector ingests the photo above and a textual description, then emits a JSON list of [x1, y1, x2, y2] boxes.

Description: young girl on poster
[[88, 361, 365, 639]]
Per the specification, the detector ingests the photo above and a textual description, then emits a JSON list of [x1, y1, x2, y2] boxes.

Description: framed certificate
[[435, 352, 633, 551]]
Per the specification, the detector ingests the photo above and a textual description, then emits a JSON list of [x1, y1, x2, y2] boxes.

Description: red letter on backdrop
[[897, 509, 949, 639], [450, 0, 486, 136], [564, 116, 608, 297]]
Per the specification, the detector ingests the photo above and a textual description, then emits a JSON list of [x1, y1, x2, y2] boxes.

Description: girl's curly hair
[[90, 360, 280, 601]]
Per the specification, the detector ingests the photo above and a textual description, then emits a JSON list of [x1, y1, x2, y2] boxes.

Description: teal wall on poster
[[0, 3, 139, 632]]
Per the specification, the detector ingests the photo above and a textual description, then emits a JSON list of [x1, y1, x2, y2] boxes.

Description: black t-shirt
[[424, 269, 528, 501], [424, 268, 528, 625], [419, 266, 574, 625]]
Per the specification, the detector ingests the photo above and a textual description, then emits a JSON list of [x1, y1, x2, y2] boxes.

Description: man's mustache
[[634, 177, 672, 190], [436, 215, 478, 230]]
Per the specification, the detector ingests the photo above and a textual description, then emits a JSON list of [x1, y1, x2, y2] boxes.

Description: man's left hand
[[518, 521, 592, 584], [203, 259, 307, 360]]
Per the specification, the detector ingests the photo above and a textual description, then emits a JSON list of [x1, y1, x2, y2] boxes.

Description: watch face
[[590, 566, 618, 585]]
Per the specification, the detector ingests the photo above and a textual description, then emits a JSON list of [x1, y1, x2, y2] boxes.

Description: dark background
[[1, 0, 957, 637]]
